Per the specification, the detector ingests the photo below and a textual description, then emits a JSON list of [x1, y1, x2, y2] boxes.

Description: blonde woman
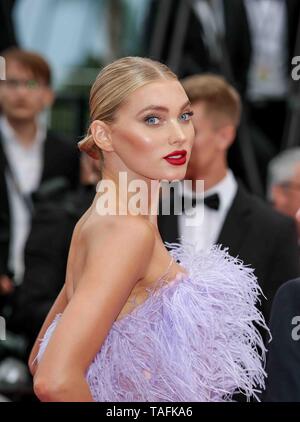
[[29, 57, 268, 402]]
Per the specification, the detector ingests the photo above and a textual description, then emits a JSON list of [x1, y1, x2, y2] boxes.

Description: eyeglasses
[[1, 79, 45, 90], [278, 181, 300, 193]]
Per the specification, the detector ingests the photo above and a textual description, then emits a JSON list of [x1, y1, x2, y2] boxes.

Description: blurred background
[[1, 0, 150, 139], [0, 0, 300, 402]]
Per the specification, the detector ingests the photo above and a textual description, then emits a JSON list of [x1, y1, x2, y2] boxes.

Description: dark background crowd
[[1, 0, 300, 402]]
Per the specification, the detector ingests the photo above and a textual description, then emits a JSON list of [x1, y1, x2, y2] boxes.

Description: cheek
[[194, 133, 215, 154], [186, 125, 195, 148], [275, 192, 290, 211], [128, 133, 155, 154], [273, 195, 284, 208], [275, 190, 287, 206], [291, 193, 300, 208], [28, 95, 44, 109], [114, 127, 159, 160], [0, 90, 12, 105]]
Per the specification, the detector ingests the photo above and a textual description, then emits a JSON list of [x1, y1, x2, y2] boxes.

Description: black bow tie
[[204, 193, 220, 210], [182, 193, 220, 211]]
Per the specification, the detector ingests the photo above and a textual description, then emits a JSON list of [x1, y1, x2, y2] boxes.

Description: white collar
[[0, 115, 46, 149], [182, 170, 238, 212], [205, 170, 237, 213]]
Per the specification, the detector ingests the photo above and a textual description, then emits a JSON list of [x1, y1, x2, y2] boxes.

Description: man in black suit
[[7, 184, 95, 351], [263, 277, 300, 401], [7, 154, 98, 350], [158, 74, 300, 323], [0, 48, 79, 305], [144, 0, 300, 95], [144, 0, 251, 93], [242, 0, 300, 154]]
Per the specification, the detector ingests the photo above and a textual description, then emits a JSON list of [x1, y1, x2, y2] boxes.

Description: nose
[[16, 84, 30, 95], [13, 85, 29, 99], [168, 119, 187, 146]]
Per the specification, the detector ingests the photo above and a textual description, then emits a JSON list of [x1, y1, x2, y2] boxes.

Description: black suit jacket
[[286, 0, 300, 61], [0, 130, 80, 277], [144, 0, 251, 92], [144, 0, 300, 94], [7, 185, 95, 348], [158, 185, 300, 322], [263, 278, 300, 402]]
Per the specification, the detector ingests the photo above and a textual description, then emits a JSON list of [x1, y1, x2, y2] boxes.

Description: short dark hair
[[2, 47, 52, 86], [181, 74, 241, 127]]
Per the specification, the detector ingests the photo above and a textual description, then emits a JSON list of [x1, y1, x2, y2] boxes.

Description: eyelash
[[144, 111, 194, 125]]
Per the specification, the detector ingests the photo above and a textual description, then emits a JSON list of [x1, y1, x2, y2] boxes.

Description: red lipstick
[[163, 150, 187, 166]]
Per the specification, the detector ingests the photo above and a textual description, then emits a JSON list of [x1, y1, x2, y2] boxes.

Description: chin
[[159, 167, 187, 182], [134, 164, 187, 183]]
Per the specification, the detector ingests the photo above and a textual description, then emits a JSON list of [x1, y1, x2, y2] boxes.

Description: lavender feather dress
[[36, 242, 269, 402]]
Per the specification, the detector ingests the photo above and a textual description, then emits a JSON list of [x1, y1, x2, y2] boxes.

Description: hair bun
[[77, 134, 102, 160]]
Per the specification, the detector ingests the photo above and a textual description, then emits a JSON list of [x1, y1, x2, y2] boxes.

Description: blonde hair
[[181, 74, 241, 127], [78, 57, 178, 173]]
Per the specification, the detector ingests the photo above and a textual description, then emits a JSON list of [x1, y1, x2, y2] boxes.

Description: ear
[[90, 120, 114, 152], [217, 125, 236, 151]]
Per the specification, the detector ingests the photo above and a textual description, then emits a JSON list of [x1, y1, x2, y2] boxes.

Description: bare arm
[[33, 217, 155, 402], [28, 283, 68, 377]]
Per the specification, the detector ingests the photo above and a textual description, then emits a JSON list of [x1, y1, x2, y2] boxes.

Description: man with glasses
[[268, 148, 300, 242], [0, 48, 79, 310]]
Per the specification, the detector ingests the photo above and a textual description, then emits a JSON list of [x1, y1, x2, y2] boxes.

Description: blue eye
[[180, 111, 194, 121], [145, 115, 160, 125]]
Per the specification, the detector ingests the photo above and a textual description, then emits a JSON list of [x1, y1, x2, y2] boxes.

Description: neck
[[188, 157, 228, 192], [6, 116, 38, 147], [93, 168, 161, 229]]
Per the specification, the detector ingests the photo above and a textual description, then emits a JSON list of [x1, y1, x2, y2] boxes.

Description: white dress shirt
[[0, 116, 46, 284], [244, 0, 288, 101], [178, 170, 238, 251]]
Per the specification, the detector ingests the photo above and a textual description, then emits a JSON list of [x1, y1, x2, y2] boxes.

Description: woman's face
[[109, 79, 195, 181]]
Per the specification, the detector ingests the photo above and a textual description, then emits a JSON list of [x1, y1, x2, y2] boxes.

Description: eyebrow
[[136, 100, 192, 116]]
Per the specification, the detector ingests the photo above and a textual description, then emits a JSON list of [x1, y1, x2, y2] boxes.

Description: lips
[[163, 150, 187, 166]]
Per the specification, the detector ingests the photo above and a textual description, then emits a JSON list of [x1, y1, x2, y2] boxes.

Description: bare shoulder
[[78, 215, 156, 281], [32, 217, 156, 385], [83, 215, 155, 249]]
